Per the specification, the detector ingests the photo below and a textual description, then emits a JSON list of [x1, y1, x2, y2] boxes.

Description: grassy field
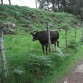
[[1, 28, 82, 83], [0, 5, 83, 83]]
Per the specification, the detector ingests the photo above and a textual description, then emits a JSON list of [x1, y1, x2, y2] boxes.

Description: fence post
[[46, 22, 51, 53], [74, 27, 77, 50], [65, 30, 68, 49], [0, 29, 8, 82], [81, 23, 83, 41]]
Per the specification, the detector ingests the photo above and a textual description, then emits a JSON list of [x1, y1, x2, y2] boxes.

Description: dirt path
[[64, 63, 83, 83], [56, 60, 83, 83]]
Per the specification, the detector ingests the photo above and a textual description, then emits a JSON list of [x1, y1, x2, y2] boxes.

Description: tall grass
[[1, 27, 82, 83]]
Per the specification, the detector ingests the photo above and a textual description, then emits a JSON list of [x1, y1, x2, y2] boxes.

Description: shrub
[[23, 56, 53, 79], [68, 39, 77, 50], [50, 47, 64, 67], [5, 17, 16, 23]]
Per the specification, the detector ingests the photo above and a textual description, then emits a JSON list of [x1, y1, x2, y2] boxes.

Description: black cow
[[30, 31, 59, 54]]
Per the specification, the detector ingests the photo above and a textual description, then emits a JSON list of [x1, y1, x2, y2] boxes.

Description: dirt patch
[[56, 60, 83, 83], [65, 72, 83, 83]]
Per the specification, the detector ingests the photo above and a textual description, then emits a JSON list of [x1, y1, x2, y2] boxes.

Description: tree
[[38, 0, 51, 10], [38, 0, 83, 19], [38, 0, 45, 9], [1, 0, 3, 5], [56, 0, 60, 11], [8, 0, 11, 5], [35, 0, 38, 8], [50, 0, 56, 12], [61, 0, 66, 10]]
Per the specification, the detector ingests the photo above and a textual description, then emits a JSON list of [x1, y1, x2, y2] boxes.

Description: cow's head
[[30, 31, 38, 41]]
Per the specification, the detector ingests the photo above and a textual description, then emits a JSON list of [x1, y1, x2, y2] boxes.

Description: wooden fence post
[[74, 27, 77, 49], [0, 29, 8, 82], [46, 22, 51, 53], [65, 30, 68, 49], [81, 23, 83, 42]]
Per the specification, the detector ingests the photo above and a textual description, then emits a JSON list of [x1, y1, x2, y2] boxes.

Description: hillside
[[0, 5, 79, 32], [0, 5, 83, 83]]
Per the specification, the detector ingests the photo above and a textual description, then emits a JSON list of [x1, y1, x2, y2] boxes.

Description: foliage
[[0, 5, 79, 31], [59, 23, 70, 30], [24, 56, 53, 79], [68, 39, 77, 49], [5, 17, 16, 23], [38, 0, 83, 19]]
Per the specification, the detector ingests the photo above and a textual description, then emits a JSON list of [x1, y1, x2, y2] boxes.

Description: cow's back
[[37, 31, 59, 45], [37, 31, 48, 40], [50, 31, 59, 39]]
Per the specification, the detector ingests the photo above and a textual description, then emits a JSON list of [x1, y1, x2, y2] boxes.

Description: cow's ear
[[33, 30, 38, 34], [30, 31, 36, 35]]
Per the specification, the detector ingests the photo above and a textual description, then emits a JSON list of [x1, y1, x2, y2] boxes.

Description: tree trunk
[[8, 0, 11, 5], [61, 0, 66, 11], [0, 30, 8, 82], [46, 0, 49, 11], [57, 1, 60, 11], [35, 0, 37, 8], [1, 0, 3, 5], [51, 0, 56, 12]]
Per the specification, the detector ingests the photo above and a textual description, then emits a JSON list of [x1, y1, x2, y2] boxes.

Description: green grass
[[0, 5, 79, 30], [1, 27, 82, 83]]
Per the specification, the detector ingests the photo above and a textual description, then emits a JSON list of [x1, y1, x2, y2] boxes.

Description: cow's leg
[[46, 45, 48, 55], [48, 46, 51, 52], [57, 39, 59, 47], [42, 45, 44, 54], [54, 42, 56, 47]]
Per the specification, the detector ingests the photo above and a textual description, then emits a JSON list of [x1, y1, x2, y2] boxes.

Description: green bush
[[50, 47, 64, 67], [68, 39, 77, 49], [5, 17, 16, 23], [23, 56, 53, 79]]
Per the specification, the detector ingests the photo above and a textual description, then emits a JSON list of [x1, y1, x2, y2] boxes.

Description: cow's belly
[[39, 38, 57, 46]]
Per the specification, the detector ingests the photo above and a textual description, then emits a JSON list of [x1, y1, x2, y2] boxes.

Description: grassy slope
[[0, 5, 83, 83], [0, 5, 78, 30]]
